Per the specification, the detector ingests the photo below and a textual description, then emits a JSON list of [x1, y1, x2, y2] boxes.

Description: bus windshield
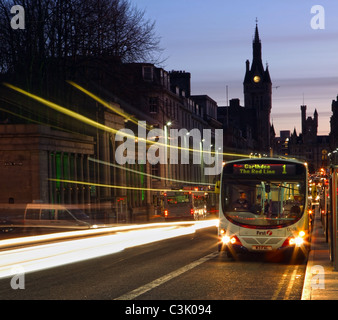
[[167, 193, 190, 205], [221, 179, 306, 228]]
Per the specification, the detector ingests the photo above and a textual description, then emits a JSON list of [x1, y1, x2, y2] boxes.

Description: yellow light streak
[[0, 219, 218, 278], [67, 81, 149, 130], [0, 105, 80, 135], [3, 82, 135, 139], [48, 178, 211, 193], [3, 82, 249, 158], [89, 157, 213, 187]]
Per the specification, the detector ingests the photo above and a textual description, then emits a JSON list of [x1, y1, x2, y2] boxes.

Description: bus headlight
[[222, 235, 231, 245], [221, 235, 238, 245], [289, 231, 305, 247], [289, 237, 304, 246]]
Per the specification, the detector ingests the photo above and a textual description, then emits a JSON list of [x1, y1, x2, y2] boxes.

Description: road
[[0, 225, 306, 301]]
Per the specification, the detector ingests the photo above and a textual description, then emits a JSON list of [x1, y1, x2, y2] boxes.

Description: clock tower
[[243, 23, 272, 152]]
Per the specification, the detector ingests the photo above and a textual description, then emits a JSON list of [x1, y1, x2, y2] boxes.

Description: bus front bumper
[[218, 235, 310, 255]]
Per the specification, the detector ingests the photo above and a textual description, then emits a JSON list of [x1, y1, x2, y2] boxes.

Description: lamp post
[[164, 121, 172, 188]]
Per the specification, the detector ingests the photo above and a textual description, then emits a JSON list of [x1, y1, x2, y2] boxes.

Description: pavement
[[301, 210, 338, 300]]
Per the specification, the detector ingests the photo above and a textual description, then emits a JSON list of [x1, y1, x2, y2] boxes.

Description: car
[[24, 203, 96, 229]]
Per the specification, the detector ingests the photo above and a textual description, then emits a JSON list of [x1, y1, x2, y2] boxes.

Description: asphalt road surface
[[0, 226, 306, 300]]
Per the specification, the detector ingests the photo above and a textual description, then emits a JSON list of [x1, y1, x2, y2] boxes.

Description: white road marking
[[271, 266, 291, 300], [284, 266, 299, 299], [271, 265, 300, 300], [114, 251, 219, 300]]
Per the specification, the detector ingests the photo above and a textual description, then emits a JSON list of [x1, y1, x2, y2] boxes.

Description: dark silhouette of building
[[275, 130, 291, 156], [330, 96, 338, 150], [243, 23, 272, 152], [218, 23, 273, 155], [287, 105, 329, 172]]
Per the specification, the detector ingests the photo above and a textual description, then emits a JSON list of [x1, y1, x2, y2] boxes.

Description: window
[[167, 194, 190, 205], [143, 66, 153, 81], [151, 163, 160, 180], [149, 97, 158, 113], [165, 98, 169, 115], [222, 179, 305, 228], [163, 71, 169, 89]]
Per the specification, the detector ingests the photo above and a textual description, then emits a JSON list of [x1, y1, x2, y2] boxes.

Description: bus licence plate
[[252, 245, 272, 251]]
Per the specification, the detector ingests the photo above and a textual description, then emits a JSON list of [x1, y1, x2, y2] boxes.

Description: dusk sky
[[133, 0, 338, 136]]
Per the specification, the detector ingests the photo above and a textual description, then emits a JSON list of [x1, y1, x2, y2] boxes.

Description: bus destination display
[[233, 163, 296, 175]]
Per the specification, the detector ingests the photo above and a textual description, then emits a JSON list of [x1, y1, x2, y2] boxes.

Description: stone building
[[0, 124, 94, 205], [0, 58, 221, 221], [121, 65, 222, 215], [288, 105, 330, 172]]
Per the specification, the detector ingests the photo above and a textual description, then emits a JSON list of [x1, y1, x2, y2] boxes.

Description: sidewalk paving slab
[[302, 211, 338, 300]]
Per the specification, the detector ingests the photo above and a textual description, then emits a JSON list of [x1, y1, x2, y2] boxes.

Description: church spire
[[252, 21, 264, 74], [243, 21, 272, 152], [254, 18, 260, 43]]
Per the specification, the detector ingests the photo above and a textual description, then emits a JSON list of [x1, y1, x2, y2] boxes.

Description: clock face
[[253, 75, 261, 83]]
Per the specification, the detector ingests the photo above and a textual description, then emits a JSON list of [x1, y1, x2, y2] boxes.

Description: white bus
[[218, 158, 311, 260]]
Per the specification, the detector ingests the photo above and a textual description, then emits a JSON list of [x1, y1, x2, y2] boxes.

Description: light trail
[[89, 157, 213, 187], [67, 81, 150, 130], [0, 105, 80, 136], [48, 178, 214, 194], [2, 82, 133, 138], [0, 219, 218, 279], [0, 220, 217, 249], [3, 82, 250, 159]]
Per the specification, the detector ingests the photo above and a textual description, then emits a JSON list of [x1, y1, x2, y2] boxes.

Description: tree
[[0, 0, 163, 79]]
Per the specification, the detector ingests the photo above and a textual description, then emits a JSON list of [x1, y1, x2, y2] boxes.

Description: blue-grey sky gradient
[[133, 0, 338, 136]]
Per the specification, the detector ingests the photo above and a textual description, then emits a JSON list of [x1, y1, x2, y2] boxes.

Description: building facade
[[0, 59, 221, 222], [0, 124, 94, 205]]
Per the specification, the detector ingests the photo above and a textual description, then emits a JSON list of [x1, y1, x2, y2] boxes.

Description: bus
[[218, 158, 310, 260], [162, 190, 207, 221]]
